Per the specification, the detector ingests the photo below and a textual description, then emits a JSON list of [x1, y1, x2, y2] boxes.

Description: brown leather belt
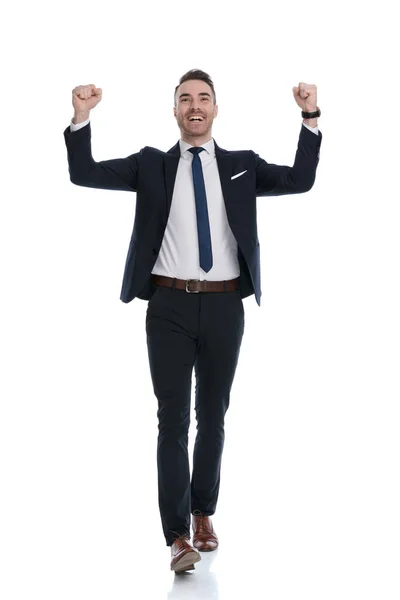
[[151, 274, 240, 293]]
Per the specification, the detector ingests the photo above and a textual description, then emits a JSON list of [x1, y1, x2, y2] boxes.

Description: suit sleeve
[[63, 121, 142, 192], [253, 124, 322, 197]]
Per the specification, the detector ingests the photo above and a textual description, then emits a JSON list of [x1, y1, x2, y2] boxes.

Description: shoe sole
[[171, 550, 201, 573]]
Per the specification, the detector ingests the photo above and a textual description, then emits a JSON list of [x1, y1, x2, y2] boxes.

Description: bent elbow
[[303, 176, 316, 193], [69, 175, 87, 187]]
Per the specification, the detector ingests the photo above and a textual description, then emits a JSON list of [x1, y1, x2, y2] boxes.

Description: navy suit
[[64, 121, 322, 545], [63, 122, 322, 305]]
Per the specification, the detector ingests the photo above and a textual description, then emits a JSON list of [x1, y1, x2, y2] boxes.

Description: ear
[[173, 106, 177, 118], [214, 104, 218, 118]]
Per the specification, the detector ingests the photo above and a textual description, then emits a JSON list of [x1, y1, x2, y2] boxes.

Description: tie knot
[[189, 147, 205, 156]]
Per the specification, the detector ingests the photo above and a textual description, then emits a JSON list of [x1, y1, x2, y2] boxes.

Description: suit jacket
[[63, 122, 322, 305]]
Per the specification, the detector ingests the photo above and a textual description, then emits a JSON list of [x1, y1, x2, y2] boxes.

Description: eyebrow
[[179, 92, 211, 100]]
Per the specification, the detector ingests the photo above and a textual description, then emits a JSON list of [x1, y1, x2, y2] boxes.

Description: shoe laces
[[193, 513, 213, 534], [170, 531, 190, 548]]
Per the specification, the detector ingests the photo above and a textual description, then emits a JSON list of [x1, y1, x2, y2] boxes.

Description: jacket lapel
[[214, 139, 233, 216], [164, 141, 180, 215]]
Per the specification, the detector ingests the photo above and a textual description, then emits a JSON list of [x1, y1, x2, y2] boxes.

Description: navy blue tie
[[188, 147, 213, 272]]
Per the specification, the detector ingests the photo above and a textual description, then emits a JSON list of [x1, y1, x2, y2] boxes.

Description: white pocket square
[[231, 170, 247, 180]]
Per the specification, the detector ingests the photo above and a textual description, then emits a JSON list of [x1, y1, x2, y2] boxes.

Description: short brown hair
[[174, 69, 216, 106]]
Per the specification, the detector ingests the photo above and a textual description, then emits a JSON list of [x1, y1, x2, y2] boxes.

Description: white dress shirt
[[70, 118, 319, 281]]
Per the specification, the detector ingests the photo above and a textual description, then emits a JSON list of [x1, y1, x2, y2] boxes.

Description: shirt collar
[[179, 137, 215, 158]]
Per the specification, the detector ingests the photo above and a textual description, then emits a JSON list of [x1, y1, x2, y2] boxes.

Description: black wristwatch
[[302, 106, 321, 118]]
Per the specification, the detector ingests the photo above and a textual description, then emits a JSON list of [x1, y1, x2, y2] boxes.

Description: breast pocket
[[231, 170, 248, 181]]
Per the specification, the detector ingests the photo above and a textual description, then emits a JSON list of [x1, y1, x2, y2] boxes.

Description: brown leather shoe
[[192, 512, 219, 551], [170, 535, 201, 573]]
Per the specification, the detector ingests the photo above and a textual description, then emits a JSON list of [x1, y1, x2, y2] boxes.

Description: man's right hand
[[72, 84, 102, 122]]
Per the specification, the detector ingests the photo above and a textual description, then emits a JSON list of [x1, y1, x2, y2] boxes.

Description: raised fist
[[292, 82, 317, 112], [72, 84, 102, 113]]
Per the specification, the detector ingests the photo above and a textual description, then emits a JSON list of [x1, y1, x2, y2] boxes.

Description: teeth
[[189, 116, 203, 121]]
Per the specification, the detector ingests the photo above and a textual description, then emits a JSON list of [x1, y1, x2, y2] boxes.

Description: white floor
[[2, 411, 399, 600], [2, 285, 400, 599]]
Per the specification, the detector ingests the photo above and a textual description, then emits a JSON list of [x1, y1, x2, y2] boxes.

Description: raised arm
[[63, 84, 141, 192], [254, 81, 322, 197]]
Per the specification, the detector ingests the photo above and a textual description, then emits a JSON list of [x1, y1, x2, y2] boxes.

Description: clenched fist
[[72, 84, 102, 113], [292, 82, 317, 112]]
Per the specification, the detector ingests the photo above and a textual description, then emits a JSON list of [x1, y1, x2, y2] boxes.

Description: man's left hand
[[292, 82, 317, 112]]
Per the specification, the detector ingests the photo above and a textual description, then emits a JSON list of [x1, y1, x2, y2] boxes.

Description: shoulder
[[214, 139, 255, 158], [216, 146, 256, 161], [139, 145, 164, 156]]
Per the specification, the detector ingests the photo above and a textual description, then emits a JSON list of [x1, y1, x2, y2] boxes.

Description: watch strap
[[302, 106, 321, 119]]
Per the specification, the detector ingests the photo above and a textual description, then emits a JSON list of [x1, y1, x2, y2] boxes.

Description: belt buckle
[[186, 279, 200, 293]]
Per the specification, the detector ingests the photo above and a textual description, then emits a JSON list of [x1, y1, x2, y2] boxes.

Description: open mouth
[[188, 116, 205, 123]]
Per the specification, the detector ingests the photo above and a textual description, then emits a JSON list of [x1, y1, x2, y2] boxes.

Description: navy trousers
[[145, 280, 245, 546]]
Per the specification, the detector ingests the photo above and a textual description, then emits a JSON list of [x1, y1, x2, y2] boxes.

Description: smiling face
[[174, 79, 218, 146]]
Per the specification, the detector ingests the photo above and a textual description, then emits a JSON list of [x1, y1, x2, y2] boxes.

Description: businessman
[[63, 69, 322, 573]]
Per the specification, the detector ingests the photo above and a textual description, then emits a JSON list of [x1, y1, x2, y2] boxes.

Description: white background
[[1, 0, 399, 598]]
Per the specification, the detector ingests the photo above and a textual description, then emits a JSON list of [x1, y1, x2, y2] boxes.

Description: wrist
[[73, 111, 90, 124], [302, 105, 320, 128], [303, 117, 318, 127]]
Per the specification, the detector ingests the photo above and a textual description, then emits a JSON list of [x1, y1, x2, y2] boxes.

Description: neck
[[181, 133, 212, 146]]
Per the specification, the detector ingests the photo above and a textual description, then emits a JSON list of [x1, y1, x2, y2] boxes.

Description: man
[[63, 69, 322, 573]]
